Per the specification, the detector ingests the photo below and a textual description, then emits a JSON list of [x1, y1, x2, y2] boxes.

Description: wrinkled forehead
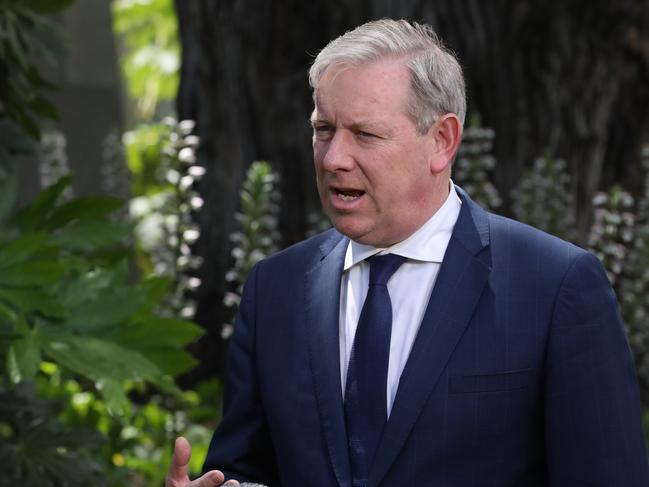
[[310, 60, 416, 130]]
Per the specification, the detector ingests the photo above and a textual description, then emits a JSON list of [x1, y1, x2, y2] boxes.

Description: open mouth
[[334, 188, 365, 202]]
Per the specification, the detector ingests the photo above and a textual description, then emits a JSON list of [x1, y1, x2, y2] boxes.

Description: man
[[166, 19, 649, 487]]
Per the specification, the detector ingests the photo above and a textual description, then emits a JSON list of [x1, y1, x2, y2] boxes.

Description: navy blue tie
[[344, 253, 406, 487]]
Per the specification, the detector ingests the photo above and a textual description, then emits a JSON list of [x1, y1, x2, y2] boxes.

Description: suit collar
[[451, 185, 490, 255], [306, 231, 351, 487]]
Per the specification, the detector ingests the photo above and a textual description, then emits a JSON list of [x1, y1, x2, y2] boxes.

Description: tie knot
[[368, 254, 406, 286]]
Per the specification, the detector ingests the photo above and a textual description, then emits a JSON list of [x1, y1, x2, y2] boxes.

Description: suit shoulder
[[260, 227, 344, 271], [486, 212, 589, 268]]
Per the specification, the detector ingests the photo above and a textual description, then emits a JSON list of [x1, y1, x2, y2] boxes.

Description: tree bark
[[427, 0, 649, 240], [174, 0, 366, 384]]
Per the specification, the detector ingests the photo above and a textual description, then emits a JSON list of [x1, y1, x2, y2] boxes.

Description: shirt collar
[[343, 182, 462, 271]]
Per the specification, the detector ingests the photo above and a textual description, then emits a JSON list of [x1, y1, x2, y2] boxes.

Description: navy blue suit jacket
[[204, 187, 649, 486]]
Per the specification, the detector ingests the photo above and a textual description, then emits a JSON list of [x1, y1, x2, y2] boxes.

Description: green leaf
[[139, 347, 198, 376], [0, 303, 14, 325], [4, 12, 28, 71], [11, 175, 71, 231], [0, 287, 66, 318], [105, 317, 203, 347], [45, 195, 123, 229], [31, 95, 59, 120], [101, 317, 203, 375], [25, 64, 56, 90], [21, 8, 68, 65], [66, 286, 150, 331], [15, 108, 41, 139], [51, 219, 132, 252], [0, 384, 107, 486], [6, 328, 41, 383], [0, 119, 36, 155], [57, 266, 117, 309], [0, 260, 66, 286], [40, 330, 179, 394], [0, 233, 51, 268], [95, 377, 129, 415], [139, 275, 171, 307], [110, 258, 130, 284], [0, 323, 22, 343], [6, 345, 22, 383]]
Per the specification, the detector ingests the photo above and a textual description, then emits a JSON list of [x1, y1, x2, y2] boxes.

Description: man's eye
[[358, 131, 376, 139], [313, 126, 334, 138]]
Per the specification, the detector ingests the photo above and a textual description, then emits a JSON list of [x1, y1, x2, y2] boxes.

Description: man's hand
[[166, 436, 239, 487]]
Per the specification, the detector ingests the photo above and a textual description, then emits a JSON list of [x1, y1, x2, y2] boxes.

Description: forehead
[[313, 59, 412, 120]]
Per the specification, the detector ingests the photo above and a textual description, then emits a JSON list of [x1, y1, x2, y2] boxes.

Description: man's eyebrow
[[309, 117, 388, 130], [349, 120, 390, 133], [309, 117, 330, 126]]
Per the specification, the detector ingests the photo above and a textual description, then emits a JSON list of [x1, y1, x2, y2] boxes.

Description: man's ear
[[428, 113, 463, 174]]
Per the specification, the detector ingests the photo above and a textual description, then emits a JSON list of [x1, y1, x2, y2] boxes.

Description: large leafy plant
[[0, 382, 108, 486], [0, 176, 203, 484], [0, 0, 73, 219], [0, 175, 202, 404], [0, 0, 213, 483], [0, 0, 70, 143]]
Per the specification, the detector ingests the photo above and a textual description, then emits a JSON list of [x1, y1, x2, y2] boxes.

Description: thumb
[[167, 436, 192, 484]]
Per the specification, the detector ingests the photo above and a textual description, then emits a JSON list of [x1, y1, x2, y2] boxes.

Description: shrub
[[0, 175, 204, 484], [222, 161, 281, 339]]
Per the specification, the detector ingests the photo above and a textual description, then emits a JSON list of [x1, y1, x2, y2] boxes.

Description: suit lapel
[[305, 231, 352, 487], [368, 188, 492, 486]]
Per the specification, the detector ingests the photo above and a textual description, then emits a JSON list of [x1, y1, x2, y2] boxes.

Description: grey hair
[[308, 19, 466, 134]]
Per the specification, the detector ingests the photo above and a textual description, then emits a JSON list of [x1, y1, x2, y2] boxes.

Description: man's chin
[[332, 219, 410, 248], [330, 220, 388, 247], [331, 220, 371, 243]]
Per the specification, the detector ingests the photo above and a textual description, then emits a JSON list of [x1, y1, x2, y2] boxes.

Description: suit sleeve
[[545, 251, 649, 485], [203, 262, 280, 485]]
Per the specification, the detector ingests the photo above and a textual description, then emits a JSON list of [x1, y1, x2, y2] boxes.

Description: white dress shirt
[[339, 184, 461, 416]]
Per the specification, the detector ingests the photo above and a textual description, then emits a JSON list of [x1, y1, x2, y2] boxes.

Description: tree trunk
[[426, 0, 649, 241], [174, 0, 366, 384]]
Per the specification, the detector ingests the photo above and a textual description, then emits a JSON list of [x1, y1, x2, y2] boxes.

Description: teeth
[[339, 193, 358, 202], [335, 189, 363, 202]]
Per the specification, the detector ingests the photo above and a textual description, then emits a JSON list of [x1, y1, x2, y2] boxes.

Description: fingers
[[167, 436, 192, 485], [166, 436, 226, 487], [176, 436, 192, 469], [190, 470, 227, 486]]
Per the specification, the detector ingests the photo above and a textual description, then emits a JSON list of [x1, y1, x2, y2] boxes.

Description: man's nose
[[321, 131, 355, 172]]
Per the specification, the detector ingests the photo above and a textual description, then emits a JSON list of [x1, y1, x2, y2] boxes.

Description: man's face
[[311, 59, 445, 247]]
